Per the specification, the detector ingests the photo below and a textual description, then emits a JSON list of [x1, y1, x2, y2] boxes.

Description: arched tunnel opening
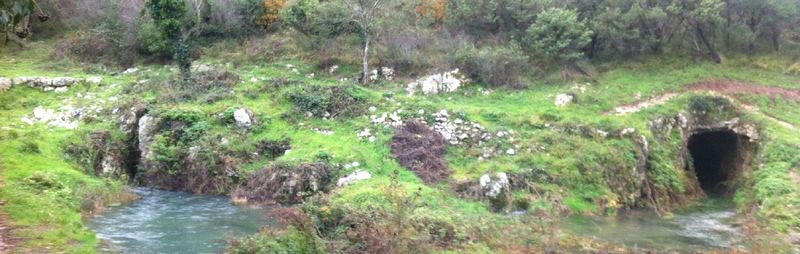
[[687, 129, 753, 196]]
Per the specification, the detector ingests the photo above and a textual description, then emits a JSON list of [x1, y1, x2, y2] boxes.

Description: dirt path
[[608, 80, 800, 130], [609, 93, 678, 115]]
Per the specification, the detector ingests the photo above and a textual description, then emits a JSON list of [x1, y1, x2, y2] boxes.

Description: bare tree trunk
[[695, 23, 722, 63], [362, 34, 370, 84]]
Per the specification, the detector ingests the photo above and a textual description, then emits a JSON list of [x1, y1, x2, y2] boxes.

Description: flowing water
[[87, 188, 268, 254], [564, 198, 745, 252], [88, 188, 744, 253]]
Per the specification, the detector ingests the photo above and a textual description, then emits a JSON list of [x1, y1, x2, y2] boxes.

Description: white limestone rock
[[336, 170, 372, 187], [555, 93, 574, 107], [233, 108, 253, 128]]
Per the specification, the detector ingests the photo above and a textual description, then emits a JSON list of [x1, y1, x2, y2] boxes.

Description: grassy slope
[[0, 40, 799, 252]]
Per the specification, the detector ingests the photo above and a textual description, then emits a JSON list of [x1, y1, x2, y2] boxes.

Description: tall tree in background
[[668, 0, 724, 63], [0, 0, 48, 47], [348, 0, 385, 84], [524, 8, 593, 65], [145, 0, 192, 80]]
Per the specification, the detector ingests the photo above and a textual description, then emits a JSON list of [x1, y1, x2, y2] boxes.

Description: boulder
[[555, 93, 574, 107], [233, 108, 254, 128], [86, 76, 103, 84], [480, 172, 511, 211]]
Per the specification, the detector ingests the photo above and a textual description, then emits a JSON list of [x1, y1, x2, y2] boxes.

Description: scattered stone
[[381, 67, 394, 81], [328, 65, 339, 74], [54, 87, 69, 93], [0, 77, 11, 91], [620, 128, 636, 137], [357, 128, 375, 142], [21, 105, 81, 129], [505, 149, 515, 155], [313, 128, 334, 136], [86, 76, 102, 84], [555, 93, 574, 107], [122, 68, 138, 74], [336, 170, 372, 187], [369, 69, 379, 81]]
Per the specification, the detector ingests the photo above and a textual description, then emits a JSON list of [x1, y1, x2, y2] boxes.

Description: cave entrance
[[687, 129, 753, 196]]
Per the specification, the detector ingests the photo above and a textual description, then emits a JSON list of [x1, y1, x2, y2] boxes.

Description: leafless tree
[[349, 0, 385, 84]]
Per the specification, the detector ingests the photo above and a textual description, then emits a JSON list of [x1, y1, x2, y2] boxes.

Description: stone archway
[[686, 128, 755, 196]]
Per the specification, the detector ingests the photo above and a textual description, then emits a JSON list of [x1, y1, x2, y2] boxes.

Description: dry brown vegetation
[[390, 120, 450, 184]]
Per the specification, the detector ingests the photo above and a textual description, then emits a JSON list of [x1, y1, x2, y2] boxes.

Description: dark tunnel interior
[[687, 130, 747, 196]]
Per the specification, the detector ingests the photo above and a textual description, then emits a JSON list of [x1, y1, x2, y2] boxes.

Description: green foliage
[[229, 226, 324, 254], [19, 140, 40, 154], [144, 0, 191, 78], [283, 0, 353, 40], [138, 21, 172, 57], [0, 0, 38, 35], [286, 84, 368, 118], [455, 43, 529, 88], [23, 171, 63, 191], [523, 7, 592, 63]]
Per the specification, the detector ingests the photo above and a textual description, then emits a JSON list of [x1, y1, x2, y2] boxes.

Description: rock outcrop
[[136, 115, 159, 169], [88, 131, 127, 178]]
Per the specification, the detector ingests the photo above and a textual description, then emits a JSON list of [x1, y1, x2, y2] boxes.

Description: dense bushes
[[523, 8, 592, 63], [231, 172, 455, 253], [286, 84, 369, 118], [455, 43, 529, 88], [390, 120, 450, 184]]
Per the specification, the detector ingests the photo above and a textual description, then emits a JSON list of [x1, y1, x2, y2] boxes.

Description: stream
[[564, 198, 746, 252], [87, 188, 268, 254], [88, 188, 744, 253]]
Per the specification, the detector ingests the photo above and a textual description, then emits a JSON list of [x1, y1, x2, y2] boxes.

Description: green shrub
[[523, 7, 592, 63], [19, 140, 41, 154], [286, 85, 368, 118], [456, 44, 529, 88], [230, 226, 324, 254], [138, 21, 173, 57], [23, 171, 63, 191]]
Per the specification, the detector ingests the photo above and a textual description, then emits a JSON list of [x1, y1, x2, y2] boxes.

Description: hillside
[[2, 0, 800, 253]]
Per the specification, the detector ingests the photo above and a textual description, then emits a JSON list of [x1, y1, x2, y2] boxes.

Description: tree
[[258, 0, 287, 30], [524, 7, 593, 64], [667, 0, 724, 63], [0, 0, 48, 47], [415, 0, 447, 26], [348, 0, 387, 84], [145, 0, 192, 80]]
